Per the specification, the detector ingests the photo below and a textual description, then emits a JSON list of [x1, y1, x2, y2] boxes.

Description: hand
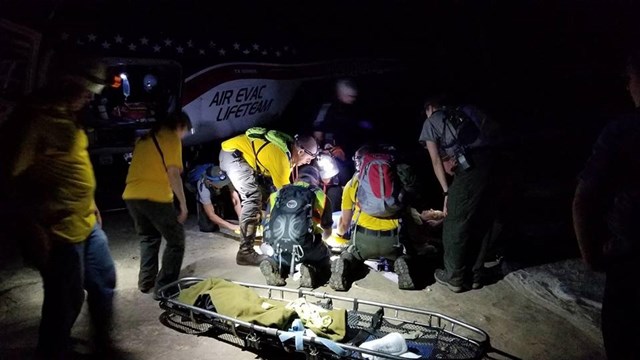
[[443, 158, 457, 176], [420, 209, 445, 221], [443, 196, 448, 217], [229, 223, 240, 232], [177, 207, 188, 224], [330, 146, 346, 161]]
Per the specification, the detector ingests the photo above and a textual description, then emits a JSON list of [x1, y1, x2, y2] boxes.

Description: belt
[[355, 225, 398, 237]]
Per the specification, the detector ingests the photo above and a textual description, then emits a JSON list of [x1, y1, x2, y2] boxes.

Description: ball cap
[[54, 57, 108, 94], [205, 166, 231, 187]]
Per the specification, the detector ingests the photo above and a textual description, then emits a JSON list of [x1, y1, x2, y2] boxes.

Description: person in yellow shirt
[[329, 145, 415, 291], [219, 132, 318, 266], [123, 112, 191, 296], [0, 57, 118, 358]]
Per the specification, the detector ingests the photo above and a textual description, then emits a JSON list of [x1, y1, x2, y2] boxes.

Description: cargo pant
[[347, 225, 402, 261], [442, 150, 497, 286], [219, 150, 263, 253], [125, 199, 185, 291]]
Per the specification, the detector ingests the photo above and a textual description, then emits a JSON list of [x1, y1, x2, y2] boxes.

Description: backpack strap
[[251, 141, 270, 174], [151, 133, 167, 171]]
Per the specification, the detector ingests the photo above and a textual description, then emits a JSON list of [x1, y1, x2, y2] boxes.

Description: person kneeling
[[260, 166, 333, 288], [329, 145, 415, 291], [195, 165, 241, 233]]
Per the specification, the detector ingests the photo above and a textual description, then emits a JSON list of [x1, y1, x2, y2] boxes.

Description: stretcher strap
[[278, 319, 347, 357]]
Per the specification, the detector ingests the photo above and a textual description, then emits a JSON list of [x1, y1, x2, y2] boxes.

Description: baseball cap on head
[[52, 56, 108, 94], [75, 60, 108, 94], [205, 166, 230, 186]]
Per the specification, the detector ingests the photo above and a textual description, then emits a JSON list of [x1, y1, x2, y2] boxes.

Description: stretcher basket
[[158, 277, 490, 359]]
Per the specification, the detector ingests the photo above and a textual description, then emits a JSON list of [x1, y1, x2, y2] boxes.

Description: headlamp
[[317, 153, 339, 179]]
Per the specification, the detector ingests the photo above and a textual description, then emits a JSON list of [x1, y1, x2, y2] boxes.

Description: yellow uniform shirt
[[221, 134, 291, 189], [9, 107, 97, 243], [342, 176, 399, 231], [123, 128, 183, 203]]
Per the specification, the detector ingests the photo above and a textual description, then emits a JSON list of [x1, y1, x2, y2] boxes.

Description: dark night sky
[[4, 0, 637, 116]]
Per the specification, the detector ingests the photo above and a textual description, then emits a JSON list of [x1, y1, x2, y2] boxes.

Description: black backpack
[[443, 106, 482, 148], [265, 184, 317, 274]]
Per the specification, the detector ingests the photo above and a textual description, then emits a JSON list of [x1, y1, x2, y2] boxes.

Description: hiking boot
[[138, 283, 154, 294], [299, 264, 316, 288], [471, 273, 483, 290], [329, 257, 350, 291], [434, 268, 464, 293], [236, 248, 267, 266], [394, 256, 415, 290], [259, 259, 286, 286]]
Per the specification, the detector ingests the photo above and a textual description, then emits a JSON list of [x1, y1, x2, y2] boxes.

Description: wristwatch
[[443, 191, 449, 196]]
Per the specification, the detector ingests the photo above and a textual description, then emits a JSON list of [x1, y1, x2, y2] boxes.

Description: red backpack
[[356, 153, 404, 218]]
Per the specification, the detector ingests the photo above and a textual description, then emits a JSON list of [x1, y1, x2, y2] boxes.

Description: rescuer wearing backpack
[[419, 95, 501, 292], [259, 165, 333, 287], [219, 128, 318, 266], [329, 145, 416, 291], [186, 164, 241, 233]]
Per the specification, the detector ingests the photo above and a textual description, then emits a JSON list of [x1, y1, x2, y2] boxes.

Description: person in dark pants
[[573, 50, 640, 360], [123, 112, 191, 296], [0, 57, 118, 358], [219, 131, 318, 266], [419, 97, 501, 292]]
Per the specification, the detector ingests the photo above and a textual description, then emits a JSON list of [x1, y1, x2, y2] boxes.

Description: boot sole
[[329, 258, 348, 291], [299, 264, 314, 288], [259, 260, 286, 286], [394, 258, 415, 290]]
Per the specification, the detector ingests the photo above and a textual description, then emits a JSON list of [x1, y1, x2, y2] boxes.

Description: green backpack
[[245, 127, 294, 161]]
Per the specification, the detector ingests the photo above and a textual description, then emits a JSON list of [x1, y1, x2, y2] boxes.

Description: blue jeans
[[38, 225, 116, 357]]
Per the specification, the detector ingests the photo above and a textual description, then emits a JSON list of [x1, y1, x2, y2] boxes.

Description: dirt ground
[[0, 211, 605, 359]]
